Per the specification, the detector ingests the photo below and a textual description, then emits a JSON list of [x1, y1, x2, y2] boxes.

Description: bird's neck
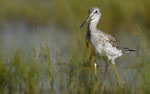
[[88, 19, 99, 32]]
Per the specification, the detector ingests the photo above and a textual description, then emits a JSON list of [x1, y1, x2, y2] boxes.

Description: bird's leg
[[112, 63, 120, 85], [86, 39, 97, 75], [111, 61, 120, 93], [94, 63, 97, 76], [89, 53, 97, 75], [86, 39, 96, 66], [89, 53, 96, 66]]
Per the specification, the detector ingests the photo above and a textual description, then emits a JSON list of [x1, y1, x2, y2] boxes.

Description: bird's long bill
[[80, 16, 91, 28]]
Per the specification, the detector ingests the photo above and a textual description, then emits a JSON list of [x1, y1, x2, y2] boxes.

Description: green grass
[[0, 31, 149, 94]]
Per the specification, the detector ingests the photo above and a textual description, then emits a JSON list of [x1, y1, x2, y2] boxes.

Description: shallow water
[[0, 20, 149, 94]]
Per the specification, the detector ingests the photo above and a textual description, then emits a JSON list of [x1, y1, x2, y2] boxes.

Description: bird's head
[[80, 7, 101, 28]]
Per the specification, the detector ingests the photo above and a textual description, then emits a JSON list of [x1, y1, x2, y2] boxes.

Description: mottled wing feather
[[106, 34, 128, 53], [108, 35, 118, 46], [104, 33, 125, 51]]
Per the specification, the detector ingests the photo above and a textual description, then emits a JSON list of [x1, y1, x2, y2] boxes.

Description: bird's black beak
[[80, 15, 91, 28]]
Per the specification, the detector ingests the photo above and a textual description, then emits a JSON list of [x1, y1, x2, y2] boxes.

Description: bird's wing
[[100, 31, 134, 53], [98, 29, 121, 49], [107, 34, 118, 44], [105, 33, 122, 50]]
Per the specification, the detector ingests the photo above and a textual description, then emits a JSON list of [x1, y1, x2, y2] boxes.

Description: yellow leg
[[89, 54, 97, 76], [112, 63, 120, 93], [86, 39, 96, 66], [86, 39, 97, 75], [89, 54, 96, 66], [94, 63, 97, 76]]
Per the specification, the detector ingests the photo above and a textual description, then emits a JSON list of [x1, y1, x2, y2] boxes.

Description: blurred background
[[0, 0, 150, 94]]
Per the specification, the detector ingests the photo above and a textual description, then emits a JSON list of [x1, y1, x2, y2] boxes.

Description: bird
[[80, 7, 135, 86]]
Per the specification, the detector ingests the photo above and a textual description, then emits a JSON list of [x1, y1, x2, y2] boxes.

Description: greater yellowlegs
[[80, 7, 135, 86]]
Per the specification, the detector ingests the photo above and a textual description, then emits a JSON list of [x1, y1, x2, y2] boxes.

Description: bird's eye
[[95, 11, 97, 13]]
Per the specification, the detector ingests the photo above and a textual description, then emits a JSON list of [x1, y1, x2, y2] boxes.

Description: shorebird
[[80, 7, 135, 86]]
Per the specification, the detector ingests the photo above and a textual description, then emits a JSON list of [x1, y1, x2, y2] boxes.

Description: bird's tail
[[124, 48, 135, 53]]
